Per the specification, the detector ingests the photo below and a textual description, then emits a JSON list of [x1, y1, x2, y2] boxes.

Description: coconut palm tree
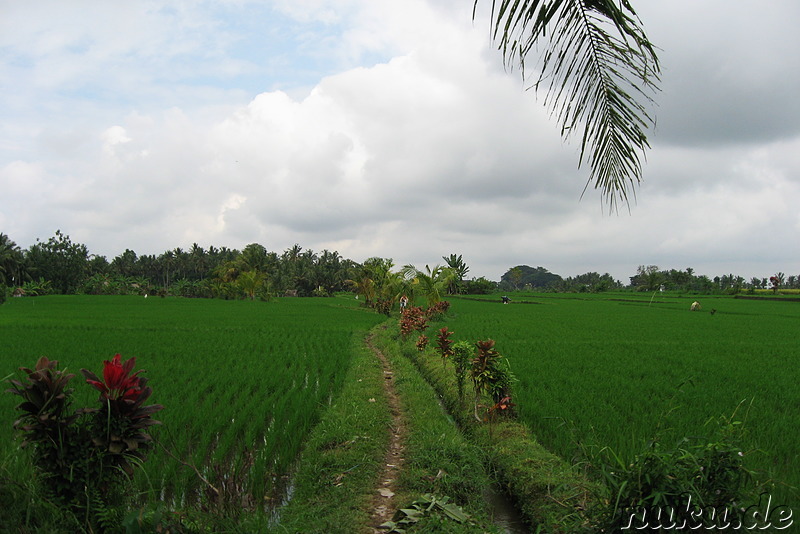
[[442, 254, 469, 294], [237, 269, 266, 300], [0, 233, 27, 287], [401, 264, 457, 306], [477, 0, 660, 208]]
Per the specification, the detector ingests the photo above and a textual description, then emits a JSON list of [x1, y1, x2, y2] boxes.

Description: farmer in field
[[501, 296, 511, 304], [399, 294, 409, 310], [691, 301, 701, 311]]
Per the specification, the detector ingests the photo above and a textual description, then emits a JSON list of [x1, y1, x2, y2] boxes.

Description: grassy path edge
[[278, 321, 503, 533], [275, 322, 392, 533], [370, 322, 600, 533]]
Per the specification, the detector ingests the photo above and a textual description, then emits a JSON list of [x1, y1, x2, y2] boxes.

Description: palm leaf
[[477, 0, 660, 209]]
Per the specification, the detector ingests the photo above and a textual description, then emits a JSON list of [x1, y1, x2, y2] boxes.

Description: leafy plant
[[470, 340, 515, 422], [82, 354, 164, 477], [584, 410, 768, 531], [7, 357, 84, 504], [416, 334, 429, 352], [470, 340, 500, 422], [380, 493, 475, 533], [400, 306, 428, 338], [7, 354, 163, 526], [451, 341, 473, 403], [21, 277, 53, 296], [435, 327, 454, 367], [425, 300, 451, 321]]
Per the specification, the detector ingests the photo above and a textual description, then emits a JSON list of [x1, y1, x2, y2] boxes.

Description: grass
[[442, 293, 800, 508], [0, 294, 384, 529], [2, 292, 797, 530], [271, 324, 391, 533], [274, 322, 503, 533], [374, 323, 597, 532], [372, 326, 502, 533]]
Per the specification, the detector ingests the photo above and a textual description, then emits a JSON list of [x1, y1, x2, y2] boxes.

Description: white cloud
[[1, 0, 798, 283]]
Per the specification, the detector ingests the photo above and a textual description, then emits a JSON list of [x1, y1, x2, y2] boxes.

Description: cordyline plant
[[435, 327, 454, 367], [451, 341, 473, 404], [470, 340, 515, 423], [7, 354, 163, 513], [416, 334, 429, 352], [82, 354, 164, 476], [424, 300, 451, 321], [399, 306, 428, 338]]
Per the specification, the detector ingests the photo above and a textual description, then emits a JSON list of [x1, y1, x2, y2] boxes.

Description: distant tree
[[693, 275, 714, 293], [442, 254, 470, 294], [463, 276, 497, 294], [500, 265, 562, 290], [111, 249, 139, 278], [347, 257, 403, 309], [25, 230, 89, 294], [237, 269, 266, 300], [86, 255, 110, 277], [189, 243, 208, 280], [564, 272, 620, 292], [0, 233, 28, 287], [314, 249, 350, 295], [630, 265, 662, 291], [240, 243, 269, 273], [401, 264, 457, 306], [156, 250, 175, 289], [507, 266, 524, 290]]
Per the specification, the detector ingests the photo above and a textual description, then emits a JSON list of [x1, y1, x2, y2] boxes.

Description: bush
[[7, 355, 163, 529], [584, 412, 771, 531]]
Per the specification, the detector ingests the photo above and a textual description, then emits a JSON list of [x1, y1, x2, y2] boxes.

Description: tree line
[[3, 232, 796, 304], [499, 264, 799, 294], [0, 232, 494, 303]]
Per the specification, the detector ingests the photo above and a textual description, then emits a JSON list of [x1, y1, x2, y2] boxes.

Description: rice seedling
[[442, 294, 800, 507], [0, 294, 383, 516]]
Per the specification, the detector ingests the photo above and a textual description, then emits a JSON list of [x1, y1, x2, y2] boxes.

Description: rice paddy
[[0, 294, 384, 508], [2, 292, 797, 522], [441, 293, 800, 507]]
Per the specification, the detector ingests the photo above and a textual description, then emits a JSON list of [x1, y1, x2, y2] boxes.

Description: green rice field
[[2, 293, 798, 521], [0, 295, 384, 507], [443, 293, 800, 507]]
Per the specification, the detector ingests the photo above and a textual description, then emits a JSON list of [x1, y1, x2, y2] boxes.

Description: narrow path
[[365, 332, 407, 532]]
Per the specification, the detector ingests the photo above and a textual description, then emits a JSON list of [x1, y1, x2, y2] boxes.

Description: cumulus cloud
[[1, 0, 798, 282]]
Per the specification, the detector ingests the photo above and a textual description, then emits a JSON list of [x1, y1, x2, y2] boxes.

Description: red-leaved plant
[[435, 327, 454, 367], [400, 306, 428, 337], [82, 354, 163, 475], [470, 339, 515, 423], [8, 354, 162, 516]]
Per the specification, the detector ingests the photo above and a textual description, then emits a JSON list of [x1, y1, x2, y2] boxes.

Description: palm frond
[[478, 0, 660, 209]]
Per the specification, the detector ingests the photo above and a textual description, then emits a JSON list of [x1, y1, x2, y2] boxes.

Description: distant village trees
[[1, 231, 797, 300]]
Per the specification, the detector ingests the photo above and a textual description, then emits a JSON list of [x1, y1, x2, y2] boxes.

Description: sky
[[2, 0, 799, 284]]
